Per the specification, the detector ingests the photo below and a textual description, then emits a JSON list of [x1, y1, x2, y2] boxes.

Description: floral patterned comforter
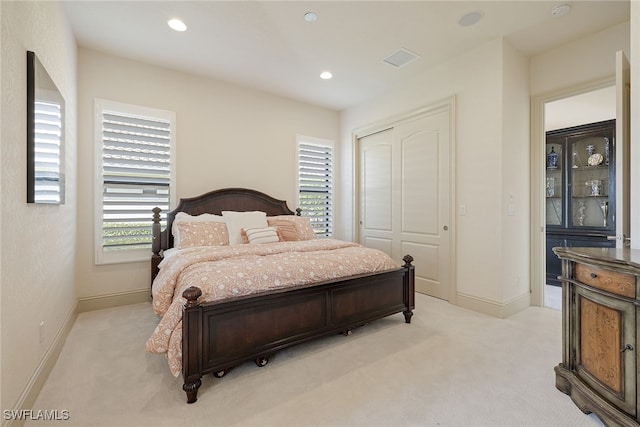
[[145, 239, 398, 376]]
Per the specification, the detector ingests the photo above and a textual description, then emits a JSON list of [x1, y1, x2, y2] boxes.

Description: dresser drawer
[[574, 263, 636, 298]]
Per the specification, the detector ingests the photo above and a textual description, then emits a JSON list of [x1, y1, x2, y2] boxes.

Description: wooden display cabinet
[[546, 120, 616, 286]]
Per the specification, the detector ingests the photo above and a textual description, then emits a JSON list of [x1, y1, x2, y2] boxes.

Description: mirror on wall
[[27, 50, 65, 204]]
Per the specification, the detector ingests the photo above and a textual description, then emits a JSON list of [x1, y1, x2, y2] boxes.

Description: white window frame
[[94, 99, 176, 265], [296, 135, 334, 237]]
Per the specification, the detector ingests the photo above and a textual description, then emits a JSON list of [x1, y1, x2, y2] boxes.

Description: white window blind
[[95, 100, 175, 264], [298, 139, 333, 237], [33, 100, 63, 203]]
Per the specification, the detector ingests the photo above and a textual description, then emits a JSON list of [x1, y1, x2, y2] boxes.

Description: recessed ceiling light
[[551, 4, 571, 17], [304, 12, 318, 23], [320, 71, 333, 80], [458, 11, 483, 27], [168, 18, 187, 32]]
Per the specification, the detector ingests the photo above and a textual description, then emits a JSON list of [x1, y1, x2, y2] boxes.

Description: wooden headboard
[[151, 188, 299, 281]]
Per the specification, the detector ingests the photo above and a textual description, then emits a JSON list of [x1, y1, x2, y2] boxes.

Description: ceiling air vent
[[383, 48, 420, 68]]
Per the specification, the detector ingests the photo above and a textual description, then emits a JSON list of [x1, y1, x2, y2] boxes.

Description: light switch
[[508, 196, 515, 216]]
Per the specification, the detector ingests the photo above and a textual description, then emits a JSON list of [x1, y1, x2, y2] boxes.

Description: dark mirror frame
[[27, 50, 65, 204]]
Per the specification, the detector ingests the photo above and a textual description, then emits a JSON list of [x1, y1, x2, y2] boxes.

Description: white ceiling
[[62, 1, 630, 111]]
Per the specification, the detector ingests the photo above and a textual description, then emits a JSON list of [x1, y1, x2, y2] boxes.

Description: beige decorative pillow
[[172, 212, 224, 248], [267, 218, 301, 241], [291, 216, 317, 240], [174, 221, 229, 249], [243, 226, 280, 244], [267, 216, 317, 240]]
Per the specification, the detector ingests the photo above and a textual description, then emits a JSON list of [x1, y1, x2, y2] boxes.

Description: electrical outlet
[[39, 321, 45, 345]]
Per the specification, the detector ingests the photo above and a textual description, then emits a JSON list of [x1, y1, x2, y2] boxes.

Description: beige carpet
[[27, 293, 604, 427]]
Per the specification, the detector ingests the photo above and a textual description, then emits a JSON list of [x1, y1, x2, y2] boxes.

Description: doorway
[[533, 51, 630, 309], [543, 87, 616, 310], [532, 80, 619, 309]]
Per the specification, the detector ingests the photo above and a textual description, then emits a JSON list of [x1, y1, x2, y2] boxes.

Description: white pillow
[[222, 211, 268, 245], [172, 212, 224, 248]]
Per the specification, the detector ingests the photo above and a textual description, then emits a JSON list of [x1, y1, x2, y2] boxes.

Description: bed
[[146, 188, 415, 403]]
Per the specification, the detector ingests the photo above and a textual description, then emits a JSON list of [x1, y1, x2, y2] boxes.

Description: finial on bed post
[[183, 286, 203, 308], [295, 208, 302, 216], [402, 255, 414, 268], [402, 254, 415, 324], [152, 207, 161, 256]]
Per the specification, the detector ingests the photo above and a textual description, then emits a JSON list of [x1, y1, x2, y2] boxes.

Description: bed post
[[151, 207, 162, 284], [402, 255, 415, 323], [182, 286, 203, 403]]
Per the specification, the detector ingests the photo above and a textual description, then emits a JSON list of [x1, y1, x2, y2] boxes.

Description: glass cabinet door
[[569, 134, 612, 229], [546, 142, 563, 226]]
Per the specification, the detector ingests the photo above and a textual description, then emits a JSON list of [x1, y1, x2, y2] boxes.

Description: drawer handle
[[621, 344, 634, 353], [590, 273, 598, 279]]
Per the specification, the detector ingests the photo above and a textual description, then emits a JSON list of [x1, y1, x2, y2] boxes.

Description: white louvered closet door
[[358, 109, 451, 300]]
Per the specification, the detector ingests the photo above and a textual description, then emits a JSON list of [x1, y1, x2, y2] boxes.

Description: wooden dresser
[[553, 247, 639, 426]]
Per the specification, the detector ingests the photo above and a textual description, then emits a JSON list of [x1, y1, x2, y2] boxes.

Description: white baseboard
[[77, 289, 151, 313], [455, 291, 531, 318], [3, 303, 77, 427]]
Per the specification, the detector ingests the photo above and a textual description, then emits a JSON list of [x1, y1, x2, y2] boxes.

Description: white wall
[[340, 38, 530, 315], [631, 2, 639, 250], [528, 21, 631, 297], [0, 0, 4, 411], [340, 21, 630, 314], [76, 48, 340, 302], [0, 0, 77, 413], [544, 86, 616, 132], [500, 41, 531, 305], [530, 22, 630, 96]]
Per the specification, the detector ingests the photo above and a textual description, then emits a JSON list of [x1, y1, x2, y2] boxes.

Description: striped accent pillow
[[267, 216, 317, 240], [243, 226, 280, 244], [266, 218, 301, 241]]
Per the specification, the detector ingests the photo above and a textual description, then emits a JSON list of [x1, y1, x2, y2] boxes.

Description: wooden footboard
[[181, 255, 415, 403]]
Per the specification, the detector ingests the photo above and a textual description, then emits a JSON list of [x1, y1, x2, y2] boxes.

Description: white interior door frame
[[351, 96, 457, 303], [530, 77, 615, 307]]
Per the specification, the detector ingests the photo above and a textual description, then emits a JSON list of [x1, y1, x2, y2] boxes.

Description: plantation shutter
[[298, 142, 333, 237], [101, 111, 171, 251], [33, 100, 63, 203]]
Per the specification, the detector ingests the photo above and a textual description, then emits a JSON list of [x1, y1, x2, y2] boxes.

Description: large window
[[95, 99, 175, 264], [297, 136, 333, 237]]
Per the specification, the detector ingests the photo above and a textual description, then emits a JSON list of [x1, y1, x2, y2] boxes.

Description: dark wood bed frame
[[151, 188, 415, 403]]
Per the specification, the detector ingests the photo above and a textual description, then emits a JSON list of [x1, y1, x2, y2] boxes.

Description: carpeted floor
[[27, 293, 603, 427]]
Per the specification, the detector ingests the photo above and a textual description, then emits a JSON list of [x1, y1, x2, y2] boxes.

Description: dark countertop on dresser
[[552, 247, 640, 271]]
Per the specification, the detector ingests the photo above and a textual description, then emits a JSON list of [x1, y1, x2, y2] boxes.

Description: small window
[[297, 136, 333, 237], [94, 99, 175, 264]]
